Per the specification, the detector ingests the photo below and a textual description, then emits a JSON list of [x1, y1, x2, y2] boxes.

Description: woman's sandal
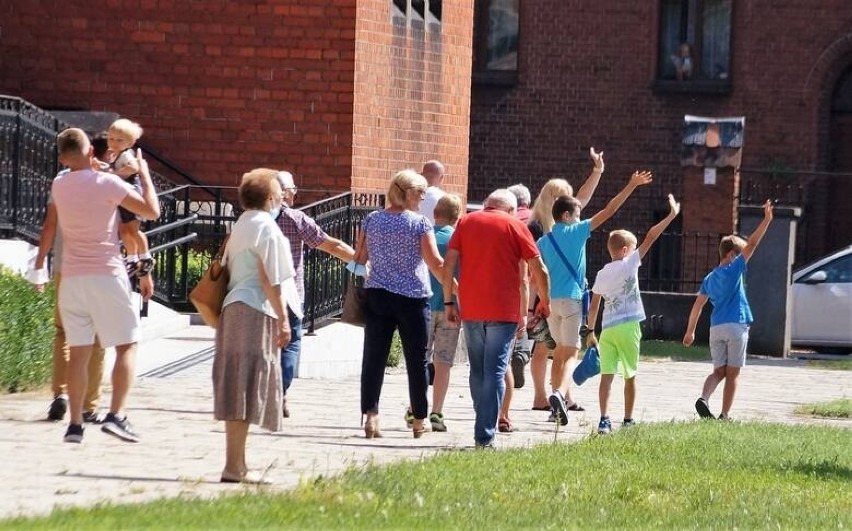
[[220, 470, 272, 485], [363, 414, 382, 439], [412, 419, 426, 439], [498, 417, 514, 433]]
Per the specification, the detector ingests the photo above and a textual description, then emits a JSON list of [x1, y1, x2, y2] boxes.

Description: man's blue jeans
[[463, 321, 517, 445], [280, 308, 303, 394]]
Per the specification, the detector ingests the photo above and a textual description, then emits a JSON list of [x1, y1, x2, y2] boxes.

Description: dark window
[[657, 0, 731, 87], [392, 0, 441, 26], [428, 0, 442, 23], [473, 0, 519, 84], [392, 0, 407, 18]]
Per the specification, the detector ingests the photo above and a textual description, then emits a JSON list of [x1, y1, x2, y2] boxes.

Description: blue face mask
[[269, 205, 281, 220]]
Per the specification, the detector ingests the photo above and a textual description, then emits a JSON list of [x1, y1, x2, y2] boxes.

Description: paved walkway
[[0, 325, 849, 519]]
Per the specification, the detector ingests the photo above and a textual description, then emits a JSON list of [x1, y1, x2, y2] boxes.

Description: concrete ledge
[[299, 321, 364, 379]]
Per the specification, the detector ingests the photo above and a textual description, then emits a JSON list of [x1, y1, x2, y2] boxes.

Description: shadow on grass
[[791, 461, 852, 481]]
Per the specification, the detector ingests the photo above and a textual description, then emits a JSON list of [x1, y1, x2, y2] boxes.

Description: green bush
[[0, 267, 55, 393], [388, 332, 402, 368]]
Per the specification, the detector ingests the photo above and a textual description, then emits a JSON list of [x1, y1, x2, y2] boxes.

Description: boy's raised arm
[[574, 147, 605, 208], [638, 194, 681, 258], [742, 200, 773, 262], [589, 171, 653, 231], [683, 294, 709, 346]]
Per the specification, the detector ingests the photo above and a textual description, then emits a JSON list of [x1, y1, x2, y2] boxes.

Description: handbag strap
[[214, 235, 231, 266], [546, 232, 584, 287]]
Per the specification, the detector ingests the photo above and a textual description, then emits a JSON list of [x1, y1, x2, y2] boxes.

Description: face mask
[[269, 202, 282, 220]]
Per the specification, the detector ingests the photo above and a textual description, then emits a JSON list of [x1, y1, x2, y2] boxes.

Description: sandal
[[498, 417, 514, 433], [567, 403, 585, 412], [531, 405, 551, 411]]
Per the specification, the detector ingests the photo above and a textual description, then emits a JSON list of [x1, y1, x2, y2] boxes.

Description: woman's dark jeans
[[361, 288, 431, 419]]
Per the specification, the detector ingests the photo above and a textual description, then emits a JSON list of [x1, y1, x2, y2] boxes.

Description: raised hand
[[763, 199, 774, 222], [590, 147, 605, 173], [667, 193, 681, 217], [629, 170, 653, 188]]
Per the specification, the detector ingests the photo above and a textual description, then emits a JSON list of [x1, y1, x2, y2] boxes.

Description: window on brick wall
[[473, 0, 519, 85], [392, 0, 442, 28], [656, 0, 732, 93]]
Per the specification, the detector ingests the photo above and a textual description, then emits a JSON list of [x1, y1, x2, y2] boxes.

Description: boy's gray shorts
[[709, 323, 749, 368]]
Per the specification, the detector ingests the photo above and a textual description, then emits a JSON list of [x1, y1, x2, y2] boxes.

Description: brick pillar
[[681, 165, 739, 283]]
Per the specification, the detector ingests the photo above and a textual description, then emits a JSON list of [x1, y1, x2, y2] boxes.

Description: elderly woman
[[214, 168, 301, 484], [357, 169, 446, 439], [527, 149, 604, 412]]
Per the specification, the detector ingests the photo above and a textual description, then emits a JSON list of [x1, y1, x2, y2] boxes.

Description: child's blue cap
[[573, 345, 601, 386]]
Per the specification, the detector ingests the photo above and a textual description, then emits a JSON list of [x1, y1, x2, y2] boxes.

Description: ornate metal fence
[[0, 96, 65, 242]]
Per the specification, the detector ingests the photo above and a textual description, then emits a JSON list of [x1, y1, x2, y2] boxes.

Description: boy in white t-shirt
[[585, 194, 680, 434]]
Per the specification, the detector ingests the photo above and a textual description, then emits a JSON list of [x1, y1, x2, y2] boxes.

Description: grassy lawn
[[5, 422, 850, 529], [805, 359, 852, 371], [640, 339, 710, 362], [796, 398, 852, 419]]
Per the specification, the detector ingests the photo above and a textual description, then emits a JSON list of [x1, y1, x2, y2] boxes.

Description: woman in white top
[[213, 168, 300, 484]]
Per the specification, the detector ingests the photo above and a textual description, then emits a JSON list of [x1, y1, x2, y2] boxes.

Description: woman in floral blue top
[[356, 169, 447, 439]]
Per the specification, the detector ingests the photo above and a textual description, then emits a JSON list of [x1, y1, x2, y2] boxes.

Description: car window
[[819, 254, 852, 283]]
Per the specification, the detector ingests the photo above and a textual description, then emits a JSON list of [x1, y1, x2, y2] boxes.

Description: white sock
[[126, 254, 139, 263], [140, 252, 152, 260]]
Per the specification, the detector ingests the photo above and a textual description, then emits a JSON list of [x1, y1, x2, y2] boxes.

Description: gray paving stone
[[0, 326, 848, 519]]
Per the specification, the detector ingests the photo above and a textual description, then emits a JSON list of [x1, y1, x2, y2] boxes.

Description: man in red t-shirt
[[443, 189, 551, 448]]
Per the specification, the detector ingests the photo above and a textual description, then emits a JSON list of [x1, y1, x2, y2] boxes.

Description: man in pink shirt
[[51, 128, 160, 444]]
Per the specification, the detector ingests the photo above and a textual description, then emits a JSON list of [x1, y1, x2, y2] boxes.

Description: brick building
[[0, 0, 472, 202], [469, 0, 852, 268]]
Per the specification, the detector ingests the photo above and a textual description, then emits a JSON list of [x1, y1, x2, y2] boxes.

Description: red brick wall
[[470, 1, 852, 259], [351, 1, 473, 197], [0, 1, 359, 196]]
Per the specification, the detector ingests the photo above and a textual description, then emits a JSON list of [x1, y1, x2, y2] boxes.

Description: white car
[[791, 245, 852, 351]]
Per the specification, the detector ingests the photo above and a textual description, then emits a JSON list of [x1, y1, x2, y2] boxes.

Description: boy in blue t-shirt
[[683, 200, 774, 420], [405, 194, 462, 433], [538, 170, 653, 425]]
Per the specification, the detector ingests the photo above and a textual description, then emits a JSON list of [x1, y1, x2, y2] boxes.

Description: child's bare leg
[[550, 345, 568, 391], [556, 346, 580, 406], [501, 370, 513, 420], [701, 365, 726, 401], [598, 374, 615, 418], [623, 376, 636, 420], [119, 223, 138, 257], [431, 361, 451, 414], [530, 342, 550, 408], [720, 366, 740, 417]]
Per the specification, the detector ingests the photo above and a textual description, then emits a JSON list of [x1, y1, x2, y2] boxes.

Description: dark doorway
[[829, 66, 852, 252]]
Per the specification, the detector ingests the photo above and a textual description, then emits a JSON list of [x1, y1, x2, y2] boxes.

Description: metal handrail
[[149, 233, 198, 254], [144, 214, 198, 237]]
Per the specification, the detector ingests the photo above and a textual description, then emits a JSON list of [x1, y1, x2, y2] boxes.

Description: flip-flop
[[220, 471, 272, 485], [498, 418, 514, 433], [567, 403, 585, 412], [531, 405, 551, 411]]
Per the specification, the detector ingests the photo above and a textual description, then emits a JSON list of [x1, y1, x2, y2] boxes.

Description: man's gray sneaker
[[101, 413, 140, 443]]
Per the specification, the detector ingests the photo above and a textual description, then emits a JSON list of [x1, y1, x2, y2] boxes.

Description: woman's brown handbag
[[341, 226, 368, 327], [341, 275, 367, 327], [189, 237, 230, 328]]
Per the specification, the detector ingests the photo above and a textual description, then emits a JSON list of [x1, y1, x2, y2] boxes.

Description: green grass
[[5, 423, 851, 529], [806, 359, 852, 371], [796, 398, 852, 419], [640, 339, 710, 362]]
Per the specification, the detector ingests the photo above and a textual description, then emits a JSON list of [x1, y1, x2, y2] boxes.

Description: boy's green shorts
[[599, 321, 642, 378]]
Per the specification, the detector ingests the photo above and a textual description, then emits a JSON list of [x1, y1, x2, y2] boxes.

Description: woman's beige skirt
[[213, 302, 283, 432]]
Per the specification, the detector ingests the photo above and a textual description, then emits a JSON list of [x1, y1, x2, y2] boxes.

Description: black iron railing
[[0, 96, 65, 242], [586, 229, 722, 294], [145, 187, 384, 332]]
